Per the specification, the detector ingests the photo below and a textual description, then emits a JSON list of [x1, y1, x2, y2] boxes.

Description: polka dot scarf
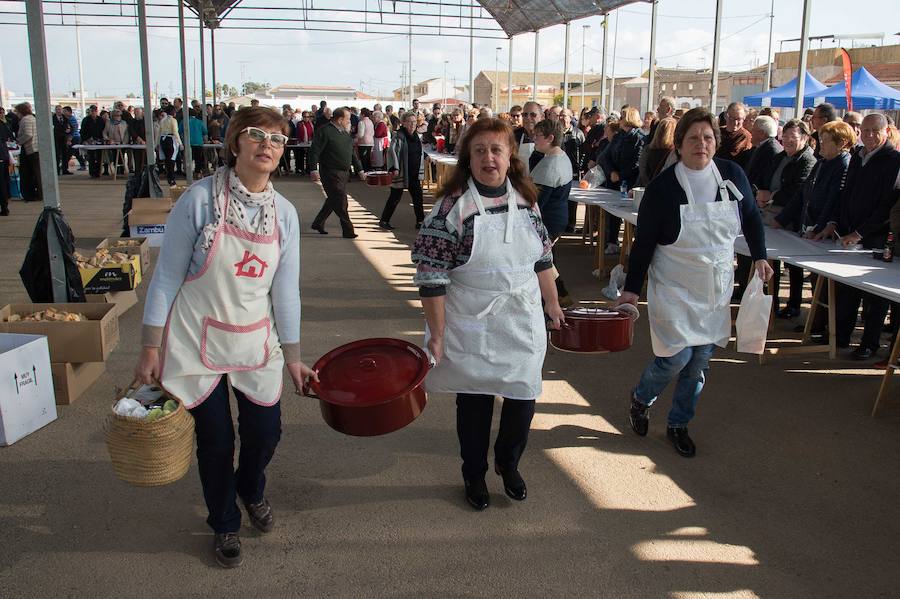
[[202, 166, 276, 250]]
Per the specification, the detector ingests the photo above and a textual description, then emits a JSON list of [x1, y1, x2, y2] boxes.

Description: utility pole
[[600, 15, 609, 112], [494, 47, 502, 110], [710, 0, 724, 113], [610, 11, 619, 113], [581, 25, 590, 112], [408, 14, 414, 109], [562, 22, 571, 108], [532, 30, 539, 102], [443, 60, 448, 106], [507, 36, 513, 111], [764, 0, 775, 90], [647, 0, 658, 114], [74, 2, 86, 116], [794, 0, 812, 113]]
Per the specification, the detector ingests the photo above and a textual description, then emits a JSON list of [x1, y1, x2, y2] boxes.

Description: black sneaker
[[666, 426, 696, 458], [243, 497, 274, 533], [214, 532, 243, 568], [629, 399, 650, 436]]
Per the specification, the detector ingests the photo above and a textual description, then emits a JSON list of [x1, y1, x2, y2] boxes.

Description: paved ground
[[1, 169, 899, 598]]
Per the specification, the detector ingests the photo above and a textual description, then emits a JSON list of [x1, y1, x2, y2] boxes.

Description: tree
[[242, 81, 270, 96], [215, 83, 239, 99], [126, 92, 137, 98], [552, 92, 571, 108]]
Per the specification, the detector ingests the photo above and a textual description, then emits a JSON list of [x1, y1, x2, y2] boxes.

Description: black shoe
[[0, 209, 8, 216], [464, 478, 490, 510], [61, 171, 72, 175], [629, 399, 650, 436], [667, 426, 696, 457], [851, 346, 877, 361], [378, 221, 394, 230], [564, 225, 576, 234], [311, 224, 328, 235], [494, 463, 527, 501], [415, 222, 423, 230], [776, 306, 801, 319], [342, 233, 359, 239], [243, 497, 274, 533], [214, 532, 243, 568]]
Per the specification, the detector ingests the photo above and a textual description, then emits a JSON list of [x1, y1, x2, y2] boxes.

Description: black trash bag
[[122, 164, 163, 237], [19, 206, 86, 303]]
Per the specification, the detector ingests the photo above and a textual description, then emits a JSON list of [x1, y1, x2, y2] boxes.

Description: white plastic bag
[[582, 165, 606, 189], [735, 273, 772, 354], [602, 264, 627, 300]]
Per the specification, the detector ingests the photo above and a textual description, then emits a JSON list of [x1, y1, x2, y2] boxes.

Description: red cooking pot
[[549, 307, 634, 353], [365, 171, 393, 186], [435, 136, 446, 153], [307, 338, 431, 436]]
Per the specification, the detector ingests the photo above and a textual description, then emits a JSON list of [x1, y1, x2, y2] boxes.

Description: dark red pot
[[365, 171, 393, 186], [549, 308, 634, 353], [308, 338, 430, 436]]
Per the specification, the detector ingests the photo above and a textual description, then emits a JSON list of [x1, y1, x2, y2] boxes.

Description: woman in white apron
[[615, 108, 773, 458], [135, 107, 317, 568], [412, 118, 565, 511]]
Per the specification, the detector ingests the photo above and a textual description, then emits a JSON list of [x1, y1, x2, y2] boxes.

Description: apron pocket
[[201, 316, 271, 372], [443, 310, 488, 358]]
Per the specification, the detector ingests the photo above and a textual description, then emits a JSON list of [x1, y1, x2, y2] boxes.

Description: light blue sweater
[[141, 177, 302, 360]]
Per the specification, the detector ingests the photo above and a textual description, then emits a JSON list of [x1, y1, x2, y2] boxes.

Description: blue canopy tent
[[804, 67, 900, 110], [743, 72, 827, 108]]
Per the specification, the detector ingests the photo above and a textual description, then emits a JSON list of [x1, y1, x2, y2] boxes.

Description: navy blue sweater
[[624, 159, 767, 294]]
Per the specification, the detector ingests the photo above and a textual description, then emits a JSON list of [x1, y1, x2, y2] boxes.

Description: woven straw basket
[[105, 383, 195, 487]]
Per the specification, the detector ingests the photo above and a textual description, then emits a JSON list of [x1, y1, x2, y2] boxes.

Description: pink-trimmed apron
[[160, 181, 284, 409]]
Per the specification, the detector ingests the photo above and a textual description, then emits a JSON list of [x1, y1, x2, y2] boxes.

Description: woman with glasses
[[135, 107, 317, 569]]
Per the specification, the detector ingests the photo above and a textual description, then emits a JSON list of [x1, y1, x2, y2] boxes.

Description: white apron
[[517, 136, 535, 172], [424, 179, 547, 400], [160, 179, 284, 408], [647, 162, 743, 357]]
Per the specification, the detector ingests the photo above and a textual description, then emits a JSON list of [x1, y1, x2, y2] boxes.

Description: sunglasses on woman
[[242, 126, 289, 147]]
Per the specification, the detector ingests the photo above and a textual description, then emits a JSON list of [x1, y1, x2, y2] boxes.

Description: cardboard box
[[86, 290, 139, 318], [0, 334, 57, 446], [0, 303, 119, 363], [50, 361, 106, 405], [129, 198, 173, 247], [80, 254, 141, 293], [97, 237, 150, 273]]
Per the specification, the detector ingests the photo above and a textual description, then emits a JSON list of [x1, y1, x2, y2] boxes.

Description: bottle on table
[[884, 233, 894, 263]]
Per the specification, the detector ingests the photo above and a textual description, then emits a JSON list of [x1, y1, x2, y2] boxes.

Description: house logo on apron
[[234, 250, 269, 278]]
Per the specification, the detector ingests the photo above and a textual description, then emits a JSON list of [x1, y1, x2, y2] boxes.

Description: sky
[[0, 0, 897, 101]]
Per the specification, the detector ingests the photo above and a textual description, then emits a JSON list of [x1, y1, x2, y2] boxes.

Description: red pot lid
[[310, 338, 430, 407]]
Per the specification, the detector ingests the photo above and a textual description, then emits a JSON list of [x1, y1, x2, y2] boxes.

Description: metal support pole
[[562, 22, 570, 108], [600, 15, 608, 112], [178, 0, 193, 185], [710, 0, 724, 112], [409, 25, 414, 108], [199, 14, 207, 132], [507, 36, 513, 111], [74, 5, 86, 117], [494, 47, 501, 110], [581, 25, 589, 112], [137, 0, 157, 170], [794, 0, 812, 113], [25, 0, 66, 301], [647, 1, 658, 114], [532, 30, 539, 103], [610, 12, 618, 113], [211, 27, 217, 107], [468, 10, 475, 104], [764, 0, 775, 90]]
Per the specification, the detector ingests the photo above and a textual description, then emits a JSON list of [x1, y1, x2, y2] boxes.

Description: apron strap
[[504, 181, 517, 244], [467, 177, 488, 217]]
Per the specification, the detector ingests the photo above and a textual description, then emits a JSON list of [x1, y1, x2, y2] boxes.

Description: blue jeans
[[633, 344, 715, 427]]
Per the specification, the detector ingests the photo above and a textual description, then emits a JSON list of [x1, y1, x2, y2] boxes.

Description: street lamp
[[443, 60, 449, 107], [581, 25, 590, 112], [494, 47, 502, 110]]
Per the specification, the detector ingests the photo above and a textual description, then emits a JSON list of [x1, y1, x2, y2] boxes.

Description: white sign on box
[[0, 334, 57, 446]]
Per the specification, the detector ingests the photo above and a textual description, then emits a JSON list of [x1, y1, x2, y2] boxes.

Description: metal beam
[[211, 27, 217, 106], [138, 0, 158, 171], [468, 7, 475, 103], [507, 35, 513, 111], [600, 15, 608, 112], [562, 21, 570, 108], [25, 0, 66, 301], [710, 0, 724, 112], [764, 0, 774, 90], [178, 0, 193, 185], [532, 29, 539, 102], [647, 1, 658, 115], [795, 0, 812, 113], [199, 7, 207, 133]]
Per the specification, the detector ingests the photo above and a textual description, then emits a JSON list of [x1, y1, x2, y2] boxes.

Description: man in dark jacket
[[809, 102, 838, 160], [80, 104, 104, 178], [52, 105, 72, 175], [309, 107, 365, 238], [829, 114, 900, 360], [743, 115, 782, 191]]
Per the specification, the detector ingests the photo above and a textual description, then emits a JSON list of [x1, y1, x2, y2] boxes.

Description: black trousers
[[190, 145, 204, 175], [19, 151, 42, 202], [358, 146, 372, 172], [188, 377, 282, 534], [293, 147, 307, 173], [380, 179, 425, 224], [456, 394, 535, 481], [835, 282, 890, 350], [55, 137, 69, 173], [606, 215, 622, 245], [313, 169, 354, 235], [160, 137, 176, 184], [87, 149, 102, 178], [0, 163, 10, 212]]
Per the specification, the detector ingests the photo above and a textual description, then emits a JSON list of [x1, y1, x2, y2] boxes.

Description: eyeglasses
[[242, 126, 289, 147], [510, 113, 522, 118], [524, 112, 540, 118]]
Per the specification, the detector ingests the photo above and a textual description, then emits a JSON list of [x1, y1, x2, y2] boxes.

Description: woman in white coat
[[412, 118, 565, 510], [615, 108, 773, 458], [135, 107, 317, 568]]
